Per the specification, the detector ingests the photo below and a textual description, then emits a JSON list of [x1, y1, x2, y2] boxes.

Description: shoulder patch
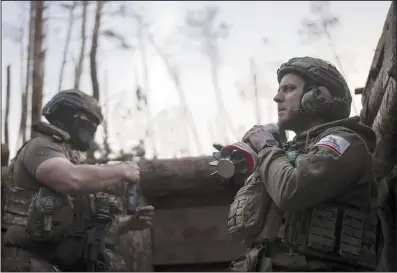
[[314, 134, 351, 156]]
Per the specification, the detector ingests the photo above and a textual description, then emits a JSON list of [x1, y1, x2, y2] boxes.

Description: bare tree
[[90, 1, 105, 101], [18, 9, 27, 148], [30, 0, 46, 138], [21, 1, 36, 142], [184, 5, 237, 144], [250, 58, 261, 124], [299, 1, 358, 115], [58, 1, 76, 92], [148, 33, 203, 154], [102, 69, 111, 158], [86, 1, 105, 160], [5, 65, 11, 145], [3, 5, 29, 147], [74, 0, 88, 90]]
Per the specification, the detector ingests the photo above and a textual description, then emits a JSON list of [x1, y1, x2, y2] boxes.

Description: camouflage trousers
[[1, 246, 127, 272], [104, 248, 128, 272], [1, 246, 60, 272]]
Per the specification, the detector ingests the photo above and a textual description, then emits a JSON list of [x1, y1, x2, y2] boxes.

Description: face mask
[[71, 118, 97, 151]]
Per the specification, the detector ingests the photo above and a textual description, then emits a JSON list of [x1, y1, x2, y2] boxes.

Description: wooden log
[[138, 156, 235, 198], [370, 2, 397, 179], [372, 77, 397, 179], [382, 1, 396, 86], [364, 67, 385, 127], [360, 2, 395, 126], [355, 87, 364, 95]]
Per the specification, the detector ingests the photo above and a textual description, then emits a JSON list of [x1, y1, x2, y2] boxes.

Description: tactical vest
[[228, 138, 378, 271], [2, 123, 114, 270], [3, 123, 89, 233]]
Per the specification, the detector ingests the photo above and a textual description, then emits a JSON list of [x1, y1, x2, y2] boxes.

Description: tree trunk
[[58, 1, 76, 92], [16, 13, 26, 150], [1, 144, 10, 167], [30, 0, 45, 138], [74, 0, 88, 90], [102, 69, 111, 157], [90, 1, 104, 101], [5, 65, 11, 146], [20, 1, 36, 143], [87, 1, 105, 161]]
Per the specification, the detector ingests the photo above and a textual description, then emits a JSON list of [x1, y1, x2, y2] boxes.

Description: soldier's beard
[[278, 109, 313, 134]]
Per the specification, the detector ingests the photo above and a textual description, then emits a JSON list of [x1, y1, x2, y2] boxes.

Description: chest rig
[[276, 138, 378, 270], [3, 123, 92, 241], [4, 123, 115, 270], [228, 133, 377, 270]]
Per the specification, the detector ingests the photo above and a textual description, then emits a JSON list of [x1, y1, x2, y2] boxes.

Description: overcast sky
[[1, 1, 391, 158]]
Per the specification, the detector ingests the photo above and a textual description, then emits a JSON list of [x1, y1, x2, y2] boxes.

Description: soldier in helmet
[[1, 89, 154, 271], [216, 57, 378, 271]]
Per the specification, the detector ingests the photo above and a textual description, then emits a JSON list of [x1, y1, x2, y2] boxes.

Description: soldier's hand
[[242, 124, 278, 152], [118, 205, 155, 234], [120, 161, 140, 183]]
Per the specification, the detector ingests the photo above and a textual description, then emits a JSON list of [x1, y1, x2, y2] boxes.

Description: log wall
[[359, 1, 396, 179], [357, 2, 396, 271]]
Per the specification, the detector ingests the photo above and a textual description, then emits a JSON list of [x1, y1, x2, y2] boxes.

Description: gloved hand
[[242, 123, 282, 152], [117, 205, 155, 235]]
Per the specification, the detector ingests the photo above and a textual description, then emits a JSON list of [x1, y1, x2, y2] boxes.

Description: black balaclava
[[69, 118, 97, 151], [52, 110, 97, 151]]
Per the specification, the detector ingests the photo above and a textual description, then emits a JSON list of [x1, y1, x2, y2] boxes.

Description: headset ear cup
[[301, 86, 334, 115], [301, 90, 317, 114]]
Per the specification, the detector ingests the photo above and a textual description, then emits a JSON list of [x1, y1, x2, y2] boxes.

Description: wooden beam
[[355, 87, 364, 95]]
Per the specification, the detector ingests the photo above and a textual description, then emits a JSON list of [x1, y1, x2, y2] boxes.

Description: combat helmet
[[42, 89, 103, 126], [277, 56, 352, 121]]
